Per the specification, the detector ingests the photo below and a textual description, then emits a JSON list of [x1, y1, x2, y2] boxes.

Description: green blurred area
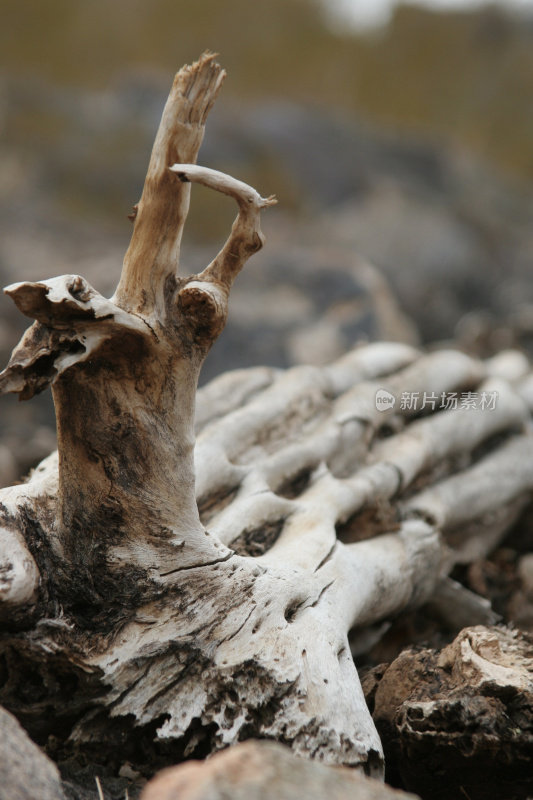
[[1, 0, 532, 183]]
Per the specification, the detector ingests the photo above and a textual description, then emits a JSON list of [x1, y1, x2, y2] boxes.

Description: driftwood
[[0, 54, 532, 789]]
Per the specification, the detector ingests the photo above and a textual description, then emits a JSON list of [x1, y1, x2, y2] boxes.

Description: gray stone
[[0, 706, 65, 800]]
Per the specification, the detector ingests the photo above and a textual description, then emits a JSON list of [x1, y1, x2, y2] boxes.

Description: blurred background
[[1, 0, 533, 483]]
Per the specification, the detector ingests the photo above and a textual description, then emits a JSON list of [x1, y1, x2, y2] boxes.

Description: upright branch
[[114, 52, 226, 318]]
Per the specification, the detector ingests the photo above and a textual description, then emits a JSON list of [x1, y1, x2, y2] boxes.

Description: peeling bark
[[0, 54, 532, 786]]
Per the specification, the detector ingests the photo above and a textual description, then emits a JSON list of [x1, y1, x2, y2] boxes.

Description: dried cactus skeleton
[[0, 54, 532, 781]]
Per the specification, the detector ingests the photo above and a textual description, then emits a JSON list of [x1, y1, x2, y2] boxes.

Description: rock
[[364, 626, 533, 800], [141, 740, 419, 800], [0, 705, 65, 800]]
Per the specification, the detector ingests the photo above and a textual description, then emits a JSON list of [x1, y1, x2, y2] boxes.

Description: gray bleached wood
[[0, 54, 532, 785]]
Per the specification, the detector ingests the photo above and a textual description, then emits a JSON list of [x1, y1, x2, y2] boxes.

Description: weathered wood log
[[0, 54, 532, 787]]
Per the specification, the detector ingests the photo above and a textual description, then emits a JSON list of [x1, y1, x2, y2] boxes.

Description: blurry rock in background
[[1, 0, 532, 483]]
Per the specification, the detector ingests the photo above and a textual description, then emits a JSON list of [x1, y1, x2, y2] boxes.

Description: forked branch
[[172, 164, 276, 289], [0, 55, 275, 588], [172, 165, 276, 340]]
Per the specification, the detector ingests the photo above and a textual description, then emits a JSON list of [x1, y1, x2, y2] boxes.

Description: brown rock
[[367, 626, 533, 800], [141, 740, 419, 800]]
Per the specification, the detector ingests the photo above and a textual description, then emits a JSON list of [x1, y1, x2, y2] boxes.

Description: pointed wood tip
[[172, 52, 226, 126]]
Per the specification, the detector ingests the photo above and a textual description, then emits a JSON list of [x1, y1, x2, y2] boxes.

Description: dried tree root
[[0, 55, 532, 782]]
